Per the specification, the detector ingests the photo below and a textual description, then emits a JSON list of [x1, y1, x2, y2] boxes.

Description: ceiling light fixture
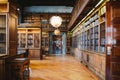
[[50, 16, 62, 35], [54, 29, 61, 35], [50, 16, 62, 28]]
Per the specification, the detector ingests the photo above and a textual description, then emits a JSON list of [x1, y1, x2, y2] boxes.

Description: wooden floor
[[30, 55, 100, 80]]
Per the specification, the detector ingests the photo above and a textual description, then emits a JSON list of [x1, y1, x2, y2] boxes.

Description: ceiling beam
[[17, 0, 76, 7], [67, 0, 89, 30], [67, 0, 100, 30]]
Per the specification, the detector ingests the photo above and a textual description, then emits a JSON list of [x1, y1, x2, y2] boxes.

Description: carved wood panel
[[106, 1, 120, 80]]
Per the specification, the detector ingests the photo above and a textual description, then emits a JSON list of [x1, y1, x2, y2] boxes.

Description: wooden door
[[106, 1, 120, 80]]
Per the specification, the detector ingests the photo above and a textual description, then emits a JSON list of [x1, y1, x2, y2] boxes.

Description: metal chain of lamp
[[50, 16, 62, 35]]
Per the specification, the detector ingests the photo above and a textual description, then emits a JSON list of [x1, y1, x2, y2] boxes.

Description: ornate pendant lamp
[[50, 16, 62, 28], [50, 16, 62, 35], [54, 29, 60, 35]]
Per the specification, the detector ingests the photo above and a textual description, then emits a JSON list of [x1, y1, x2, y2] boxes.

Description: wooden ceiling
[[17, 0, 76, 7], [68, 0, 101, 30]]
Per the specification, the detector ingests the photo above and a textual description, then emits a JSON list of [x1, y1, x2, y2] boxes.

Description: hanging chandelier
[[54, 29, 60, 35], [50, 16, 62, 28], [50, 16, 62, 35]]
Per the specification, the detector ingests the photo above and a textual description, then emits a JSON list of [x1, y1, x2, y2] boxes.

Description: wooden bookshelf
[[41, 32, 49, 50], [100, 22, 105, 53], [23, 13, 70, 32], [0, 14, 7, 54], [0, 1, 18, 56], [66, 37, 72, 53], [18, 28, 41, 59], [18, 28, 40, 49], [94, 26, 99, 51], [11, 58, 30, 80], [71, 1, 108, 79]]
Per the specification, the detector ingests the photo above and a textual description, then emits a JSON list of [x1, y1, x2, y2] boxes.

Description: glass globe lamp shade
[[54, 29, 60, 35], [50, 16, 62, 28]]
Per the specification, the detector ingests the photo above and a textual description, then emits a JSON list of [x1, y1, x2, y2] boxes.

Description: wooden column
[[106, 1, 120, 80], [9, 14, 18, 56]]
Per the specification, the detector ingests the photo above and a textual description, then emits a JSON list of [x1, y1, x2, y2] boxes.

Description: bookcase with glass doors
[[0, 1, 18, 56], [72, 1, 107, 79], [18, 28, 41, 59], [0, 13, 7, 54]]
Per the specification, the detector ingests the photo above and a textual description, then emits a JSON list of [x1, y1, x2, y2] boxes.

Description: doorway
[[53, 35, 62, 54], [49, 32, 66, 55]]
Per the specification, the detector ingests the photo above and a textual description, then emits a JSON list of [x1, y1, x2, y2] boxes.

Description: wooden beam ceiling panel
[[68, 0, 100, 30], [17, 0, 76, 7]]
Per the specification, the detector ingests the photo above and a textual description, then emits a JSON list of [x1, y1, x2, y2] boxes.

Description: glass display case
[[18, 28, 41, 59], [18, 28, 40, 49], [27, 33, 33, 48], [0, 14, 7, 54], [34, 33, 40, 48]]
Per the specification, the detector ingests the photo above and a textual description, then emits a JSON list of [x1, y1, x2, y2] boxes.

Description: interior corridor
[[30, 55, 100, 80]]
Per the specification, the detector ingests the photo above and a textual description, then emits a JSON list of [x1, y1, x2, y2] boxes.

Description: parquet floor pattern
[[30, 55, 100, 80]]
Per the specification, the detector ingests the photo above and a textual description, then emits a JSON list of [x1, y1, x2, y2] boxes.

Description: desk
[[11, 58, 30, 80]]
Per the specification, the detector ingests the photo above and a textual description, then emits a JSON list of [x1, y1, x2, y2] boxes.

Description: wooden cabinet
[[67, 32, 72, 54], [11, 58, 30, 80], [41, 32, 49, 55], [0, 54, 29, 80], [0, 14, 7, 54], [18, 28, 41, 59], [41, 37, 49, 47], [41, 32, 49, 48], [29, 49, 40, 59], [79, 9, 106, 53], [81, 51, 106, 79], [100, 22, 105, 52], [0, 55, 6, 80], [18, 32, 26, 48], [18, 28, 41, 49], [71, 1, 108, 80], [66, 37, 71, 53], [105, 1, 120, 80], [0, 1, 18, 56]]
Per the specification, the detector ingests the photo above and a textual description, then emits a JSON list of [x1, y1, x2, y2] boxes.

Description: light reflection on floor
[[30, 55, 100, 80]]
